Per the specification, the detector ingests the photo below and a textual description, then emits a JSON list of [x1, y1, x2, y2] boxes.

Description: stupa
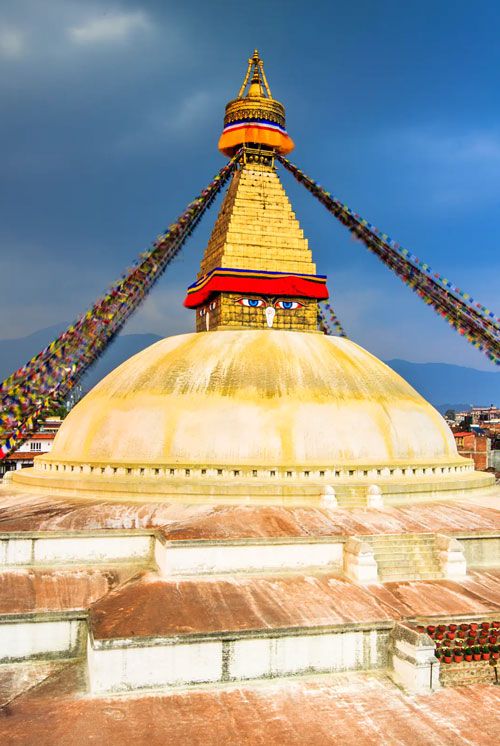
[[0, 52, 499, 744], [10, 51, 493, 504]]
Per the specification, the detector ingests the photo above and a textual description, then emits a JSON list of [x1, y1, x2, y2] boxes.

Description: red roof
[[5, 451, 49, 461]]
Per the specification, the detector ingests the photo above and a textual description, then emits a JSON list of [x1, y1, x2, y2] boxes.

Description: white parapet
[[87, 626, 386, 693], [227, 629, 377, 680], [0, 534, 153, 566], [0, 619, 82, 662], [435, 535, 467, 578], [154, 539, 343, 576], [343, 538, 378, 583], [87, 637, 223, 693], [390, 623, 440, 694]]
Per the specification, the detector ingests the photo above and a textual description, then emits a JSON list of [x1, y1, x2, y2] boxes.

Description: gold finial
[[237, 49, 272, 99]]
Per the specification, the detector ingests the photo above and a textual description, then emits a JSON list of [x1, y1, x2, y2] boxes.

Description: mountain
[[0, 325, 162, 393], [0, 327, 498, 409], [385, 359, 499, 410], [0, 324, 66, 380]]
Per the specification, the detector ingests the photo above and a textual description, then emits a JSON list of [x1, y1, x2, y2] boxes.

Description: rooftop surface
[[1, 667, 499, 746], [0, 486, 499, 536]]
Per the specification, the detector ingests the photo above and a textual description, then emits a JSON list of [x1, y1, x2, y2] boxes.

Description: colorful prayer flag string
[[318, 302, 348, 338], [0, 152, 242, 458], [278, 155, 500, 365]]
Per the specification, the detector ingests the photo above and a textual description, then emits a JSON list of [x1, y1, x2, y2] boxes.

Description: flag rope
[[278, 155, 500, 365], [0, 153, 241, 458]]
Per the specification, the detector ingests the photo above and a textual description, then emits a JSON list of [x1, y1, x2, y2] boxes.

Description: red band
[[184, 273, 328, 308]]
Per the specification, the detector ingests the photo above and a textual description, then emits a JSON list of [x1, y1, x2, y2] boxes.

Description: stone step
[[375, 560, 439, 570], [372, 549, 438, 560], [365, 533, 435, 539], [368, 535, 435, 540], [367, 538, 436, 547], [373, 543, 437, 550], [377, 568, 440, 578], [376, 561, 439, 572], [380, 571, 443, 583], [374, 552, 439, 562]]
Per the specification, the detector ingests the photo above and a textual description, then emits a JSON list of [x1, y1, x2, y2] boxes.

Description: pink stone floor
[[1, 666, 499, 746]]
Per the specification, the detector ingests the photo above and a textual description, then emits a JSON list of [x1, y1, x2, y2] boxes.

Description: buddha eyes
[[238, 298, 265, 307], [275, 300, 303, 310], [237, 298, 304, 310], [199, 302, 217, 316]]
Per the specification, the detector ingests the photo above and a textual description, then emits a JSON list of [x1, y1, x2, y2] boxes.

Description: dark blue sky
[[1, 0, 499, 370]]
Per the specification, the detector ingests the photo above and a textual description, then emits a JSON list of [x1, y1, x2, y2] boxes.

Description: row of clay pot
[[437, 646, 499, 664]]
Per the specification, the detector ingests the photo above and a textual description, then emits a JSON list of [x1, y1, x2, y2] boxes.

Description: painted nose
[[265, 306, 275, 328]]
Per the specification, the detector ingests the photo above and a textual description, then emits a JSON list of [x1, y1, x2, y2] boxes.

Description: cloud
[[125, 286, 192, 338], [115, 90, 218, 153], [380, 127, 500, 209], [68, 9, 151, 45], [407, 129, 500, 164], [0, 27, 25, 58]]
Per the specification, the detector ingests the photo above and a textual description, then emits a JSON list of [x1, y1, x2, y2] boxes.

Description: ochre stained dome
[[43, 330, 458, 469]]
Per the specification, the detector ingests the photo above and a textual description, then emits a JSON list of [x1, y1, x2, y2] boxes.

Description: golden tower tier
[[184, 161, 328, 332], [185, 51, 328, 333]]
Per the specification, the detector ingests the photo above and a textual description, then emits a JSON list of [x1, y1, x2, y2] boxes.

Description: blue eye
[[275, 300, 303, 310], [237, 298, 265, 308]]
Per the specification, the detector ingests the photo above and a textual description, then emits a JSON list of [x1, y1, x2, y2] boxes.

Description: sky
[[0, 0, 499, 371]]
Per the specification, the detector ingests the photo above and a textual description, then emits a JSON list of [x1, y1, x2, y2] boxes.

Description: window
[[30, 441, 42, 451]]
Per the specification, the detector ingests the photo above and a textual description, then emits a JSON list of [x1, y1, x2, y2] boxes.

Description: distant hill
[[385, 359, 499, 410], [0, 326, 498, 409], [0, 324, 66, 380], [0, 325, 162, 393]]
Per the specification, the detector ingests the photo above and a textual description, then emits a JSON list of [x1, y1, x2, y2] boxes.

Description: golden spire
[[218, 49, 294, 157], [237, 50, 272, 99]]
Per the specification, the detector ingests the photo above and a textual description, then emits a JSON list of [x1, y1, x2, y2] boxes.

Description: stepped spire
[[218, 50, 294, 157], [184, 51, 329, 333]]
